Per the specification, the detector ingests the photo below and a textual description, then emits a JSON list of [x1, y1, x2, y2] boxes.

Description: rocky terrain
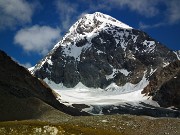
[[0, 50, 88, 121], [142, 60, 180, 108], [0, 115, 180, 135]]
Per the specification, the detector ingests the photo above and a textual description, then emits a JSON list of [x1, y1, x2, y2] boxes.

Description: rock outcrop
[[142, 60, 180, 108]]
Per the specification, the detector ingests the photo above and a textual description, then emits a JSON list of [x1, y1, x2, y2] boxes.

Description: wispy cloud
[[0, 0, 37, 30], [55, 0, 180, 31], [55, 0, 78, 32], [167, 0, 180, 24], [109, 0, 161, 17], [139, 22, 166, 29], [138, 0, 180, 29], [14, 25, 61, 55], [54, 0, 164, 32], [108, 0, 180, 24]]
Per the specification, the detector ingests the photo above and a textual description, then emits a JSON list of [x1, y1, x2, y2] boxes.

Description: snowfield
[[55, 86, 158, 106], [44, 75, 159, 109]]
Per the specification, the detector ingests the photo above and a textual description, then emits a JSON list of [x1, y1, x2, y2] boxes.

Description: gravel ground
[[0, 114, 180, 135]]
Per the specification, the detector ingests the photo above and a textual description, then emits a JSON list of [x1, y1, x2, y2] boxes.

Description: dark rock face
[[0, 50, 89, 121], [142, 60, 180, 108], [32, 13, 178, 88]]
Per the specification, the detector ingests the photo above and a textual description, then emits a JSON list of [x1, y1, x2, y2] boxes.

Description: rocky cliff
[[142, 60, 180, 108]]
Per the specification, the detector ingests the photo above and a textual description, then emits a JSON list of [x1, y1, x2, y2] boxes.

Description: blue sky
[[0, 0, 180, 68]]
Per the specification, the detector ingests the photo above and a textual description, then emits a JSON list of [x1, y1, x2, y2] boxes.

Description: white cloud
[[0, 0, 36, 30], [14, 25, 61, 55]]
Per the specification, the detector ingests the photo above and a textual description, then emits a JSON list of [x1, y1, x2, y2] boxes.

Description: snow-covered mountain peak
[[86, 12, 132, 28], [32, 11, 178, 92], [52, 12, 132, 51], [69, 12, 132, 34], [30, 12, 179, 117]]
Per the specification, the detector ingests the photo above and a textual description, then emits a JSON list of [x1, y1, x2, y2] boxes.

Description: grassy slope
[[0, 115, 180, 135]]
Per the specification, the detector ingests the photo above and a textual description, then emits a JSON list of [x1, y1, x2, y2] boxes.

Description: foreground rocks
[[0, 115, 180, 135]]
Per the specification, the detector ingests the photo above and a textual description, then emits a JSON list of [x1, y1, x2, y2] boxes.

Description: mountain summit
[[68, 12, 132, 34], [31, 12, 178, 90]]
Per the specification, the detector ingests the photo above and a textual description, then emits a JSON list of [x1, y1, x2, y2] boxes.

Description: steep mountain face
[[32, 12, 178, 89], [0, 50, 88, 121], [142, 60, 180, 108]]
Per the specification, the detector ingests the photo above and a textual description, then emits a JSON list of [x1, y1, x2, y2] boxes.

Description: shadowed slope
[[0, 50, 89, 121]]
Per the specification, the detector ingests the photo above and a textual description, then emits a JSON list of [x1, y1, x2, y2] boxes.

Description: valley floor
[[0, 114, 180, 135]]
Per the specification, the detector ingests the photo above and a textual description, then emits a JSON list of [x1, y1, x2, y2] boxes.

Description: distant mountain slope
[[31, 12, 178, 90], [142, 60, 180, 109], [0, 50, 88, 121]]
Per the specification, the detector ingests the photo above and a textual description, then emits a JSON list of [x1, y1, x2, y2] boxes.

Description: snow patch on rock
[[143, 40, 156, 53], [105, 68, 129, 80], [174, 50, 180, 60]]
